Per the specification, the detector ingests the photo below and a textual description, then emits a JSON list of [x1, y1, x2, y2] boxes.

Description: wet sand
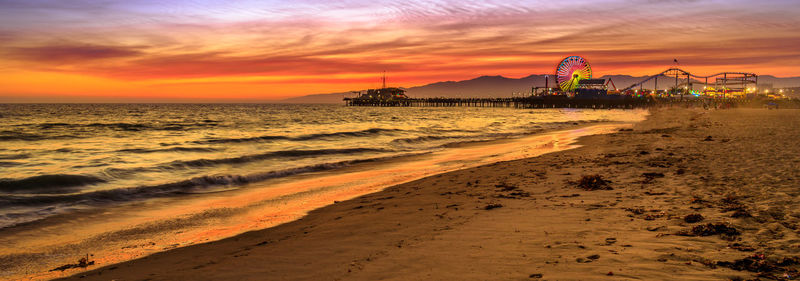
[[58, 107, 800, 280], [4, 122, 638, 281]]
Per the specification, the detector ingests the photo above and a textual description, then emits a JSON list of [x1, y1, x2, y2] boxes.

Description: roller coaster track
[[621, 68, 757, 91]]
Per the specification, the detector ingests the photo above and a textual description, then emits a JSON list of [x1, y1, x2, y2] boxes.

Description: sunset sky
[[1, 0, 799, 101]]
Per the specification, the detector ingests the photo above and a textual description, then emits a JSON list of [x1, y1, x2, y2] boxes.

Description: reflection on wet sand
[[7, 123, 630, 280]]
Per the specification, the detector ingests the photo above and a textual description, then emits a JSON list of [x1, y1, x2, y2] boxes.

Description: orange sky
[[1, 0, 799, 102]]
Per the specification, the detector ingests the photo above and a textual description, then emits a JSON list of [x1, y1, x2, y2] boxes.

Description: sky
[[1, 0, 799, 102]]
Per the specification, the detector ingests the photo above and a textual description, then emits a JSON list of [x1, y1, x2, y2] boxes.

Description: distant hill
[[280, 92, 352, 104], [281, 74, 800, 104], [405, 75, 553, 98]]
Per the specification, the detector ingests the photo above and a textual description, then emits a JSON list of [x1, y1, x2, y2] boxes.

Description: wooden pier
[[344, 95, 654, 109]]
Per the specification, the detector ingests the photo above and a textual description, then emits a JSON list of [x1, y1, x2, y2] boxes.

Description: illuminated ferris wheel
[[555, 56, 592, 91]]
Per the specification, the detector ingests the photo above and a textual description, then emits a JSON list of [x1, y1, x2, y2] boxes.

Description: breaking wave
[[0, 174, 106, 194], [195, 128, 404, 144]]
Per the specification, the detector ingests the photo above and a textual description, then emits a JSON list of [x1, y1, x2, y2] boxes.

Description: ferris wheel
[[555, 56, 592, 91]]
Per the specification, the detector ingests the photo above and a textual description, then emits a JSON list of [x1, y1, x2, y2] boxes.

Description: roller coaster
[[621, 68, 758, 97], [552, 56, 758, 97]]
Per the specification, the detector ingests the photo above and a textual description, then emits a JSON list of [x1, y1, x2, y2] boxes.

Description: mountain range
[[281, 74, 800, 103]]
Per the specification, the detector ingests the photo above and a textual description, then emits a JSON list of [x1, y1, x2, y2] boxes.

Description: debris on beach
[[49, 254, 94, 272], [644, 191, 667, 196], [506, 190, 531, 198], [717, 254, 800, 279], [484, 203, 503, 210], [684, 214, 705, 223], [719, 195, 755, 219], [728, 243, 756, 252], [677, 222, 740, 240], [495, 183, 517, 191], [577, 175, 612, 191]]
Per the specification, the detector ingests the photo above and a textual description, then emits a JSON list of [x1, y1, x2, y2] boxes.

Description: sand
[[56, 107, 800, 281]]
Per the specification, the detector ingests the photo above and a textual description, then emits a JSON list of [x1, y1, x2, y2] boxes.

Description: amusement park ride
[[541, 56, 759, 99]]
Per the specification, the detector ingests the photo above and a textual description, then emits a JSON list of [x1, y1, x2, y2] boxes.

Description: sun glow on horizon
[[1, 0, 799, 101]]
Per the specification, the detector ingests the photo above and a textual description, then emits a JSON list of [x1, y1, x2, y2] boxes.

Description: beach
[[1, 106, 651, 280], [56, 107, 800, 280]]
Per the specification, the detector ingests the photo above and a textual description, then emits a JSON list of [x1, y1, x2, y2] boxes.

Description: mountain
[[404, 75, 550, 98], [280, 92, 353, 104], [281, 74, 800, 103]]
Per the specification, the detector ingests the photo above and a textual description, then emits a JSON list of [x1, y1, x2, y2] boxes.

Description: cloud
[[4, 43, 146, 64], [2, 0, 800, 99]]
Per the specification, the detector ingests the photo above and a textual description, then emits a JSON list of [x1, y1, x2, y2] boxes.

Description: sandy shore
[[58, 107, 800, 281]]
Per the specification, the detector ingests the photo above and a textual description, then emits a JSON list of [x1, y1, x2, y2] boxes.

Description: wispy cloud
[[4, 43, 146, 63], [1, 0, 799, 99]]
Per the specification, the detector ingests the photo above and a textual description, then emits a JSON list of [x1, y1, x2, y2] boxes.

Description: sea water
[[0, 103, 647, 279]]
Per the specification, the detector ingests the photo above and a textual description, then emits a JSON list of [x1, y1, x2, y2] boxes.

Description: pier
[[344, 63, 770, 109], [345, 96, 653, 108]]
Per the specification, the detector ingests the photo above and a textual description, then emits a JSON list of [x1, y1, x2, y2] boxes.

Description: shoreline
[[4, 116, 643, 281], [52, 108, 800, 280]]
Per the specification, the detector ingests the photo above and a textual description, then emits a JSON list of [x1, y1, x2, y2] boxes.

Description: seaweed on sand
[[577, 175, 612, 191]]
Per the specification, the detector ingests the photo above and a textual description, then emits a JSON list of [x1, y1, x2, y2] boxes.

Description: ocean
[[0, 103, 647, 279]]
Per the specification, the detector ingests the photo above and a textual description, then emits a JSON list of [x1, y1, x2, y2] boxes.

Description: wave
[[390, 131, 528, 146], [163, 148, 394, 170], [0, 161, 20, 167], [193, 135, 289, 144], [116, 147, 218, 154], [0, 174, 106, 194], [88, 122, 150, 131], [36, 122, 73, 129], [390, 135, 464, 144], [86, 122, 220, 131], [100, 148, 395, 179], [0, 206, 61, 229], [0, 153, 427, 210], [3, 126, 403, 143], [195, 128, 403, 144], [40, 122, 221, 131], [0, 131, 75, 141], [0, 153, 30, 160], [293, 128, 404, 141]]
